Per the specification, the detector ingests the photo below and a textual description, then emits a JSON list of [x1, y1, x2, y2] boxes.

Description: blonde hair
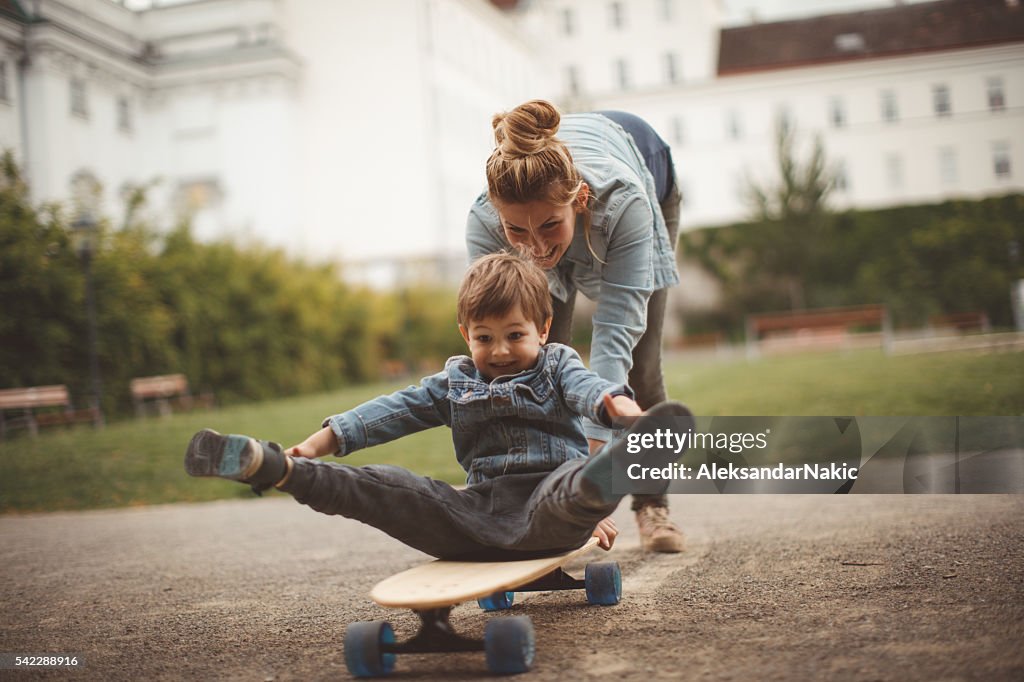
[[486, 99, 604, 263], [457, 253, 552, 331]]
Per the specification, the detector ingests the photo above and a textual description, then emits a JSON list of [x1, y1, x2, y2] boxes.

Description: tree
[[741, 119, 836, 310]]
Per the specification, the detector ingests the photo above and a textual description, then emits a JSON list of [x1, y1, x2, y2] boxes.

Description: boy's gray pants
[[279, 457, 617, 560]]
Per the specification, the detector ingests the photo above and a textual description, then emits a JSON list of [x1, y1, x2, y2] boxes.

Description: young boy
[[184, 253, 691, 559]]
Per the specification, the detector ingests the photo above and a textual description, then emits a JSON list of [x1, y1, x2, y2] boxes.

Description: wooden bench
[[130, 374, 213, 417], [745, 304, 892, 357], [0, 385, 99, 438], [929, 312, 991, 333]]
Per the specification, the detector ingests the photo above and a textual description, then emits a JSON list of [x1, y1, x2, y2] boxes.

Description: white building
[[2, 0, 1021, 288], [0, 0, 550, 283], [516, 0, 1024, 229]]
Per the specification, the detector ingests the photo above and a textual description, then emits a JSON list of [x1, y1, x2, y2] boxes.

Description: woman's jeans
[[548, 179, 682, 512]]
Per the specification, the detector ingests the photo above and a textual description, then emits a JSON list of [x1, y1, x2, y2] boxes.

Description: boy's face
[[459, 305, 551, 381]]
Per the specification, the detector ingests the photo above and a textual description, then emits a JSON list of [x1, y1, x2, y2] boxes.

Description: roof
[[718, 0, 1024, 76]]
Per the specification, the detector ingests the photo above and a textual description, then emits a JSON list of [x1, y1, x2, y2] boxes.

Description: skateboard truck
[[384, 607, 483, 655]]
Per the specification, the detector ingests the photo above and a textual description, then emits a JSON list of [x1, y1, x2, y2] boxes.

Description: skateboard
[[343, 537, 621, 677]]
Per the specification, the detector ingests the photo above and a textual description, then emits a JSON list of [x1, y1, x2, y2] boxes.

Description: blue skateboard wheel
[[484, 615, 535, 674], [478, 590, 515, 611], [585, 562, 622, 605], [344, 620, 396, 677]]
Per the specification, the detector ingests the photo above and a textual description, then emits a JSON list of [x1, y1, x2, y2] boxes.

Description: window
[[70, 78, 88, 118], [659, 0, 675, 22], [987, 77, 1006, 112], [834, 32, 865, 52], [609, 1, 624, 29], [561, 7, 574, 36], [566, 65, 580, 97], [117, 96, 132, 133], [885, 153, 904, 190], [829, 96, 847, 129], [0, 61, 8, 102], [726, 109, 742, 140], [615, 58, 630, 90], [70, 170, 102, 217], [176, 178, 224, 214], [833, 160, 849, 192], [777, 105, 793, 136], [933, 84, 951, 118], [664, 52, 679, 85], [938, 146, 957, 185], [881, 89, 899, 123], [670, 116, 684, 146], [993, 141, 1012, 179]]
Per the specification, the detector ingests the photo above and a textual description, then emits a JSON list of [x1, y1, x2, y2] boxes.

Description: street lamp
[[71, 211, 104, 428]]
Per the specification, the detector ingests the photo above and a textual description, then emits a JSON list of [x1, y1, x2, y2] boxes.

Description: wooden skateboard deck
[[371, 537, 601, 610]]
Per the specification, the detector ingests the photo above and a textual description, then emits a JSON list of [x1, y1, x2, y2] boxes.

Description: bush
[[678, 194, 1024, 334], [0, 152, 462, 416]]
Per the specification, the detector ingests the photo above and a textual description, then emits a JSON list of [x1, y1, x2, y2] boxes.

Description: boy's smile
[[459, 305, 551, 381]]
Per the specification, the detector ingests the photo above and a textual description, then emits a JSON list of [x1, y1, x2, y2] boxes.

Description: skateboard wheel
[[478, 591, 515, 611], [584, 561, 622, 605], [484, 615, 535, 675], [344, 620, 396, 678]]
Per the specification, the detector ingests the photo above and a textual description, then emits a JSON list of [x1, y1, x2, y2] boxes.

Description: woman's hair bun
[[492, 99, 561, 159]]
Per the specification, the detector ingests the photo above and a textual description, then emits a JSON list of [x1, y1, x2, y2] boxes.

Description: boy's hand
[[592, 517, 618, 550], [603, 393, 643, 429], [286, 426, 339, 459]]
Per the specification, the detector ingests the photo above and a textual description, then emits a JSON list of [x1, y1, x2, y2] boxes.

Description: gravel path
[[1, 494, 1022, 680]]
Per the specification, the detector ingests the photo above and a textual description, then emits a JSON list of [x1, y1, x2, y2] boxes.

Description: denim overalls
[[279, 344, 631, 559]]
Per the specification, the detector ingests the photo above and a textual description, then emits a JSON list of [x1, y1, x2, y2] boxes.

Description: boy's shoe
[[184, 428, 288, 489], [635, 503, 685, 553], [580, 400, 695, 506]]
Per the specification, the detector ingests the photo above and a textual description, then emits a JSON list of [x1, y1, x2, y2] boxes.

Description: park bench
[[745, 304, 892, 358], [130, 373, 213, 417], [0, 385, 99, 438], [929, 311, 991, 333], [675, 331, 725, 349]]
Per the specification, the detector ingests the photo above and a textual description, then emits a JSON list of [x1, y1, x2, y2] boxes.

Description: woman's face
[[498, 194, 582, 270]]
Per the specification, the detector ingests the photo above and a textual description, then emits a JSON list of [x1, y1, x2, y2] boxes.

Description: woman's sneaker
[[184, 428, 287, 488], [635, 503, 685, 553]]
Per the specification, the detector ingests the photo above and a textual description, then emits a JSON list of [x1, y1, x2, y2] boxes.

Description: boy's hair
[[458, 252, 553, 330]]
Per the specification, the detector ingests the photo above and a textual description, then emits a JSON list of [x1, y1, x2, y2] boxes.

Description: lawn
[[1, 348, 1020, 513]]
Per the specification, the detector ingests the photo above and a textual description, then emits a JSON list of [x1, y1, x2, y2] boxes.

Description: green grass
[[1, 348, 1020, 513]]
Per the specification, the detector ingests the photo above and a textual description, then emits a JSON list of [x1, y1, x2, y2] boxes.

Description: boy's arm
[[552, 345, 639, 426], [290, 371, 452, 458]]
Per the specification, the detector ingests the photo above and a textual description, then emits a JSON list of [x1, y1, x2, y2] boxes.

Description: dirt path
[[1, 495, 1022, 680]]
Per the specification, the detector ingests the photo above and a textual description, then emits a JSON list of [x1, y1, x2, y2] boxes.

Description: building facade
[[517, 0, 1024, 229], [2, 0, 1021, 288], [0, 0, 549, 282]]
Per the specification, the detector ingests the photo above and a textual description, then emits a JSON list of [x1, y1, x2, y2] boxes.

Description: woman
[[466, 99, 685, 553]]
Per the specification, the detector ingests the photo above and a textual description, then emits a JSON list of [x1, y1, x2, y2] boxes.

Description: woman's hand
[[286, 426, 338, 459]]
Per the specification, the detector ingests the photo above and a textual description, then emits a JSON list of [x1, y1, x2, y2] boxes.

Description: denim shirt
[[323, 344, 631, 485], [467, 113, 680, 442]]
